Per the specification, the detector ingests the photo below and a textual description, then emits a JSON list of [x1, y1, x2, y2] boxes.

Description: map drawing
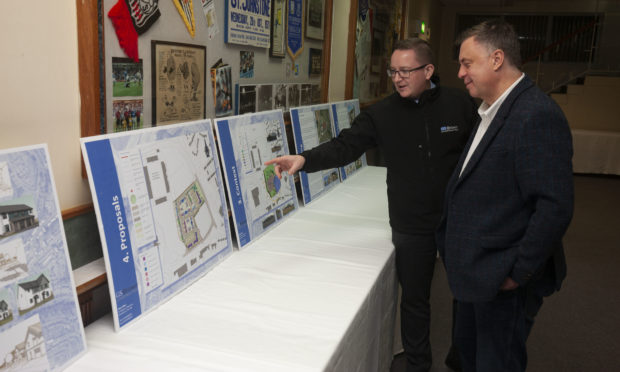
[[290, 103, 341, 205], [81, 120, 233, 330], [0, 144, 86, 371], [331, 99, 367, 181], [215, 110, 299, 249]]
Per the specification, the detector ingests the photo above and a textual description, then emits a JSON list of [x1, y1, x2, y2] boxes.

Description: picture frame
[[305, 0, 325, 40], [151, 40, 206, 125], [270, 0, 286, 58], [309, 48, 322, 77]]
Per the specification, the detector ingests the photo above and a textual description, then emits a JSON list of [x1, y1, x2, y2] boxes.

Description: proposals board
[[81, 120, 232, 331], [331, 99, 367, 181], [0, 144, 86, 371], [290, 103, 341, 205], [215, 110, 299, 249]]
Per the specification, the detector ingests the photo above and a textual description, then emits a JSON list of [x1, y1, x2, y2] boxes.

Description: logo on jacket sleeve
[[440, 125, 459, 133]]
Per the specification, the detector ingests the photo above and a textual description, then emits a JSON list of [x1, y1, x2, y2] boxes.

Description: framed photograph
[[306, 0, 325, 40], [151, 40, 206, 125], [309, 48, 322, 77], [270, 0, 286, 58], [112, 57, 143, 97]]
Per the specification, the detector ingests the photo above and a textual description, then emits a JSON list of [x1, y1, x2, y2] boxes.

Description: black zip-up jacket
[[302, 81, 478, 234]]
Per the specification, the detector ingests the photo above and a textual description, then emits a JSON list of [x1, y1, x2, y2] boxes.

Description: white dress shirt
[[459, 73, 525, 177]]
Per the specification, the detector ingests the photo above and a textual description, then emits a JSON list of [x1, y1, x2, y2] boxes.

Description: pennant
[[108, 1, 161, 62], [108, 0, 139, 62], [127, 0, 161, 35], [172, 0, 196, 38]]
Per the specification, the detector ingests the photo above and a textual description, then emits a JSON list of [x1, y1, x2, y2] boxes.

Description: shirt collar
[[414, 80, 436, 104], [478, 73, 525, 120]]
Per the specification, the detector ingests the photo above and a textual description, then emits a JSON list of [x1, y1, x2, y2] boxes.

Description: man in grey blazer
[[436, 20, 574, 372]]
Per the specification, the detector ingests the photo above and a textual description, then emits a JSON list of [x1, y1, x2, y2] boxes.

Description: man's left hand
[[500, 277, 519, 291]]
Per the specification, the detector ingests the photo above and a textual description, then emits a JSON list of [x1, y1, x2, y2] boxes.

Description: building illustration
[[0, 204, 38, 238], [17, 274, 53, 314], [0, 299, 12, 325], [0, 321, 47, 371]]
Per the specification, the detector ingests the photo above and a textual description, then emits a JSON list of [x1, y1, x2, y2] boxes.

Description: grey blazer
[[436, 75, 574, 302]]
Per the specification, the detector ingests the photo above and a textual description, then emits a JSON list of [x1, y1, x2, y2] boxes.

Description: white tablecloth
[[66, 166, 397, 372], [572, 129, 620, 175]]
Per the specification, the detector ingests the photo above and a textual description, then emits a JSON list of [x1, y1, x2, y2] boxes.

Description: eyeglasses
[[386, 64, 428, 78]]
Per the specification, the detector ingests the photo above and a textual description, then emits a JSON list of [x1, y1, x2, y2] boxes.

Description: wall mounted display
[[215, 110, 299, 249], [225, 0, 271, 48], [112, 57, 143, 97], [112, 99, 144, 132], [172, 0, 196, 37], [270, 0, 286, 58], [240, 51, 255, 78], [211, 60, 233, 117], [286, 83, 300, 110], [309, 48, 322, 77], [151, 40, 206, 125], [273, 83, 287, 110], [0, 144, 86, 371], [81, 120, 233, 330], [331, 99, 367, 181], [200, 0, 219, 39], [290, 104, 341, 204], [305, 0, 325, 40], [286, 0, 304, 61], [300, 83, 312, 105], [236, 84, 257, 115]]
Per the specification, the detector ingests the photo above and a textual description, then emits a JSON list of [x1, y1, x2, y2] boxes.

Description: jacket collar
[[455, 74, 534, 184]]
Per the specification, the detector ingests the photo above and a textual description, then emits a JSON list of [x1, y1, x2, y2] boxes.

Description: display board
[[0, 145, 86, 371], [81, 120, 233, 330], [290, 103, 341, 204], [215, 110, 299, 249], [235, 82, 321, 115], [331, 99, 367, 181]]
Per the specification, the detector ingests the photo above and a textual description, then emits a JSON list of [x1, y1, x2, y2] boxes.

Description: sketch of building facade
[[0, 204, 38, 237], [0, 299, 11, 321], [0, 322, 47, 371], [17, 274, 53, 313]]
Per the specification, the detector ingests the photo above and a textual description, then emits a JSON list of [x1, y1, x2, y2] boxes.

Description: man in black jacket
[[266, 38, 478, 372]]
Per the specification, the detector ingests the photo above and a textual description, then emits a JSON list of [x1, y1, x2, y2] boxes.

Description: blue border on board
[[85, 140, 141, 327], [216, 119, 251, 246]]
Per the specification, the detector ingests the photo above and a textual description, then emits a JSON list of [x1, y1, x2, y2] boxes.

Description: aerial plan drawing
[[81, 120, 232, 330]]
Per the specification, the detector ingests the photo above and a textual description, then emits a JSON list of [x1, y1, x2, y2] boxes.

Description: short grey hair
[[457, 19, 522, 67]]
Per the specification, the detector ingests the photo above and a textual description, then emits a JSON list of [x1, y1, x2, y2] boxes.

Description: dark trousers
[[392, 230, 437, 372], [455, 289, 528, 372]]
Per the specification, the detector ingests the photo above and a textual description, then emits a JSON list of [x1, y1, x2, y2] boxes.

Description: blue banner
[[286, 0, 304, 60], [215, 120, 251, 246], [85, 140, 141, 327]]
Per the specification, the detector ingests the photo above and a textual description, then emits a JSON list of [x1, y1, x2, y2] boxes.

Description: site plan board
[[81, 120, 233, 330], [0, 144, 86, 371], [290, 103, 341, 205], [331, 99, 367, 181], [215, 110, 299, 249]]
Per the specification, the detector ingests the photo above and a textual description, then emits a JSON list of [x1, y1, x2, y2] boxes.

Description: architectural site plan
[[290, 103, 341, 204], [215, 110, 299, 249], [331, 99, 367, 180], [81, 120, 232, 330]]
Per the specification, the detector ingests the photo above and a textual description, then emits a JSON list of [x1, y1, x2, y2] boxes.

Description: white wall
[[0, 1, 91, 210]]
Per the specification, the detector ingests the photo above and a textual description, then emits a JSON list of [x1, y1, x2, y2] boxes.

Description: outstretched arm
[[264, 155, 305, 179]]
